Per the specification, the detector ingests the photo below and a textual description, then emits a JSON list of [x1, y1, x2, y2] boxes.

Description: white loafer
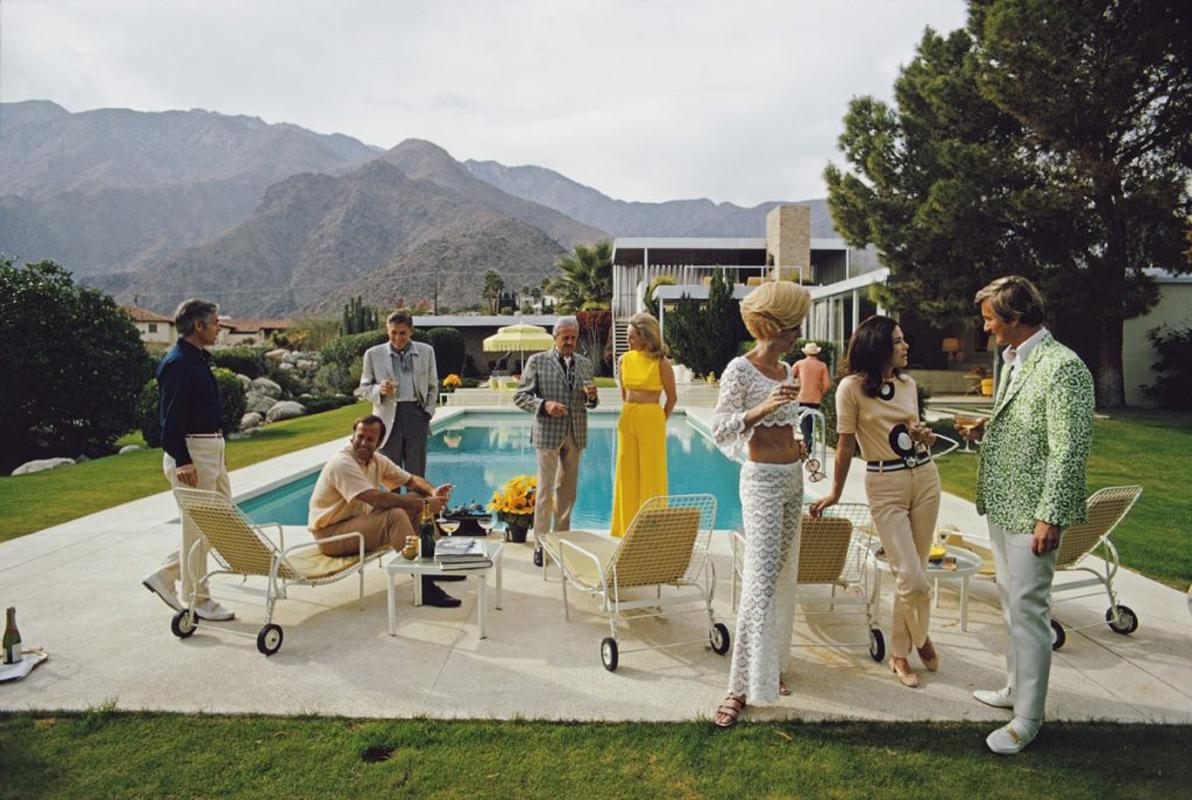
[[973, 686, 1015, 709], [142, 570, 183, 612], [194, 600, 235, 621], [986, 719, 1039, 754]]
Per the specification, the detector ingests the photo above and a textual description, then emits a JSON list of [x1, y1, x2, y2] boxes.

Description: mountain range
[[1, 101, 836, 316]]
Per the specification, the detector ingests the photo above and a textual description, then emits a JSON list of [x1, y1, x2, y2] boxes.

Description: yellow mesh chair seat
[[796, 515, 853, 583], [285, 545, 387, 580], [543, 530, 619, 590], [1055, 487, 1141, 570]]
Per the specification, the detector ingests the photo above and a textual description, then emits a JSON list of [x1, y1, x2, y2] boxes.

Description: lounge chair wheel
[[170, 610, 197, 639], [868, 628, 886, 662], [1106, 605, 1138, 635], [600, 637, 619, 672], [1050, 619, 1066, 651], [257, 624, 284, 656], [709, 622, 731, 655]]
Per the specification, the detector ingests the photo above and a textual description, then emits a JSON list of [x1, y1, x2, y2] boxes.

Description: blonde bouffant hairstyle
[[739, 281, 811, 340], [628, 312, 668, 357]]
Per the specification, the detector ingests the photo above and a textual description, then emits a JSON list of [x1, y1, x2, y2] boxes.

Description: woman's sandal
[[778, 679, 791, 696], [917, 639, 940, 672], [889, 657, 921, 688], [714, 695, 746, 728]]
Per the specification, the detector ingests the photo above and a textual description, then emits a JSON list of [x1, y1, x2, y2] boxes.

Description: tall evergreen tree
[[825, 0, 1192, 406]]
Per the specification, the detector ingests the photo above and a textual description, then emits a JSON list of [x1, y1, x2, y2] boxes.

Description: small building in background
[[121, 305, 175, 345], [219, 318, 292, 346]]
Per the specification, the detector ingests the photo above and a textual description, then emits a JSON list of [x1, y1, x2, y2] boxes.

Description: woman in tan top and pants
[[811, 315, 941, 687]]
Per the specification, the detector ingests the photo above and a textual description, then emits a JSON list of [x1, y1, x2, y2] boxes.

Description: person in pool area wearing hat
[[791, 341, 831, 455]]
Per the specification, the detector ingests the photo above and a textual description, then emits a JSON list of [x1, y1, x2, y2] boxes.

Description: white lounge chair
[[171, 488, 389, 656], [1048, 485, 1143, 650], [541, 494, 725, 671]]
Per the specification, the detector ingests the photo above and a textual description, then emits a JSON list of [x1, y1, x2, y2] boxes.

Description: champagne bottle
[[418, 499, 436, 560], [3, 607, 21, 665]]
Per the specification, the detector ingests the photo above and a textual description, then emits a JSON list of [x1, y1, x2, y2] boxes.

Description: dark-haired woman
[[810, 315, 941, 688]]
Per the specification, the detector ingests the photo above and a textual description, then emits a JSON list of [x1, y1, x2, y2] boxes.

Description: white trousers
[[728, 460, 802, 703], [988, 521, 1058, 722], [160, 436, 231, 604]]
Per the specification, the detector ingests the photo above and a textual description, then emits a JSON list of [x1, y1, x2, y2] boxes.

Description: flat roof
[[412, 314, 558, 327], [611, 236, 849, 251]]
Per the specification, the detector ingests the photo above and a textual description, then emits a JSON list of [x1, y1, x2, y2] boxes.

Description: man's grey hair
[[554, 315, 579, 334], [174, 299, 219, 337]]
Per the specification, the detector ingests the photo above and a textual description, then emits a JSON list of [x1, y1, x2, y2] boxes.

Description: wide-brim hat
[[802, 342, 822, 355]]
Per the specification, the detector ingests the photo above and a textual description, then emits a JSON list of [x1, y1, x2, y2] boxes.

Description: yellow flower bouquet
[[442, 373, 462, 393], [488, 475, 537, 534]]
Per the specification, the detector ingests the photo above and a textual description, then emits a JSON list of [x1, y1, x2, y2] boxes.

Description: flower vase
[[505, 522, 529, 543]]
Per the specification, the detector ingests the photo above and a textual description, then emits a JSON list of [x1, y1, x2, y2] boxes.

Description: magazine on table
[[436, 558, 493, 570], [435, 537, 487, 559]]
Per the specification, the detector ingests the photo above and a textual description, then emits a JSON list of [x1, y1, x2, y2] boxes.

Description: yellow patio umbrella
[[482, 323, 555, 372]]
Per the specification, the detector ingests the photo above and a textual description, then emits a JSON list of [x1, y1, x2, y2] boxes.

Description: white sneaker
[[973, 686, 1015, 709], [986, 718, 1040, 754], [142, 570, 183, 612], [194, 600, 235, 621]]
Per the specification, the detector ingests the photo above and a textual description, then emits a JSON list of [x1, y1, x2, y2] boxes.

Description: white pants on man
[[988, 521, 1059, 723], [158, 436, 231, 604]]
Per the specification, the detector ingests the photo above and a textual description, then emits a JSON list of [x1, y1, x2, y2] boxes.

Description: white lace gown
[[712, 356, 803, 703]]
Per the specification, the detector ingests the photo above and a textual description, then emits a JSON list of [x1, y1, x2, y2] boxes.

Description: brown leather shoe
[[917, 639, 940, 672], [889, 657, 920, 688]]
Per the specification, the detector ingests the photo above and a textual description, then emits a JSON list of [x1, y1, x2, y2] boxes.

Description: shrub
[[665, 270, 749, 379], [313, 361, 362, 395], [213, 368, 246, 434], [209, 345, 269, 378], [319, 329, 388, 371], [138, 379, 163, 449], [300, 394, 359, 415], [426, 327, 465, 379], [0, 259, 152, 470], [1145, 324, 1192, 409]]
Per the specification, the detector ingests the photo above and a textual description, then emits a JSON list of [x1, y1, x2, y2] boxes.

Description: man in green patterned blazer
[[972, 276, 1095, 755]]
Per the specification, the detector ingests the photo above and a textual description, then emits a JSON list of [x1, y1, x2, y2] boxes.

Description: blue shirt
[[157, 339, 223, 467]]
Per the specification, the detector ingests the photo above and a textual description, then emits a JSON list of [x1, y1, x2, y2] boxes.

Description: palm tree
[[551, 240, 613, 312], [482, 270, 505, 315]]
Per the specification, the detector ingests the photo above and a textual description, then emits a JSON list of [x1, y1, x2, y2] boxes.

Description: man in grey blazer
[[514, 316, 600, 560], [359, 311, 439, 480]]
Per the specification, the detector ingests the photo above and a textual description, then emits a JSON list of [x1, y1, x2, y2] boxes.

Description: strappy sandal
[[714, 695, 746, 728], [778, 678, 792, 696], [889, 657, 921, 688]]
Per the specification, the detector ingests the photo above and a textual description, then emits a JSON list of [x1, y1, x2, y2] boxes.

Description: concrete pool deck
[[1, 406, 1189, 724]]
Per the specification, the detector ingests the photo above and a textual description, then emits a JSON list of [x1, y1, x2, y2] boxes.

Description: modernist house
[[611, 205, 1189, 403]]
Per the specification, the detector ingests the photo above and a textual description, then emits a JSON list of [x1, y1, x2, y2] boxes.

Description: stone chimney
[[765, 205, 810, 282]]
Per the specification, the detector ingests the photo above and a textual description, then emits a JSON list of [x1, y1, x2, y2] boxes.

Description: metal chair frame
[[543, 493, 727, 671], [172, 488, 389, 655]]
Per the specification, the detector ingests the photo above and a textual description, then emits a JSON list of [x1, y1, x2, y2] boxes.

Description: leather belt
[[866, 454, 930, 473], [186, 433, 223, 438]]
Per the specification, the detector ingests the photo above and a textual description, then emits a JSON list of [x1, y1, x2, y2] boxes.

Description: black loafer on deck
[[421, 579, 462, 608]]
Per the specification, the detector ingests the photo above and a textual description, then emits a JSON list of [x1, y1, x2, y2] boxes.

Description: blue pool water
[[239, 412, 745, 531]]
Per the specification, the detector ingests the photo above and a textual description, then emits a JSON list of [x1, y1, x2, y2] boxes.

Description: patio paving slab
[[1, 417, 1188, 723]]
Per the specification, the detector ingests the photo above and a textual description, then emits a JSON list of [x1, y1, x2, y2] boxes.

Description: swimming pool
[[239, 411, 745, 531]]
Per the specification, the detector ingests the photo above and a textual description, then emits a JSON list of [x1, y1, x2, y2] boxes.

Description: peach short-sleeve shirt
[[307, 445, 411, 531]]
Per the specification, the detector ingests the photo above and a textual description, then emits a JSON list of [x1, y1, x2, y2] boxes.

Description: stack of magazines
[[434, 537, 492, 570]]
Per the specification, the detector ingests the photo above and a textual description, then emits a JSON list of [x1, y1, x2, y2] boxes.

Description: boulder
[[12, 457, 74, 476], [250, 376, 283, 398], [236, 373, 252, 391], [118, 445, 143, 454], [266, 401, 306, 422], [296, 359, 316, 372], [240, 412, 263, 430], [265, 348, 288, 362], [277, 361, 295, 372], [244, 390, 277, 415]]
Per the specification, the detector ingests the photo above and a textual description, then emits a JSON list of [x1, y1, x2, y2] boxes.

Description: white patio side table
[[386, 539, 504, 638]]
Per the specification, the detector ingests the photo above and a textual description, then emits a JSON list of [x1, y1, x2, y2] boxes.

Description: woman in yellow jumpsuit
[[611, 312, 677, 537]]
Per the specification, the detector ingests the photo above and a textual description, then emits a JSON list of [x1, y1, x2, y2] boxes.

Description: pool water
[[239, 412, 744, 531]]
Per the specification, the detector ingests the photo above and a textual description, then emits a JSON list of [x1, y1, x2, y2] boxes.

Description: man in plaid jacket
[[972, 276, 1095, 755], [514, 316, 600, 559]]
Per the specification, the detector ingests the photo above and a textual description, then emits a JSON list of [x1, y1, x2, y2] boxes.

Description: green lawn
[[0, 713, 1185, 799], [0, 402, 368, 542], [932, 408, 1192, 589]]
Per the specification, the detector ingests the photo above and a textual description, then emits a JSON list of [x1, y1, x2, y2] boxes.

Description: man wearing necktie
[[360, 311, 439, 479], [514, 316, 600, 561], [972, 276, 1094, 754]]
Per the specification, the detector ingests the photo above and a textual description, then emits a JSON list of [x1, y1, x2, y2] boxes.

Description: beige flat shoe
[[889, 657, 920, 688]]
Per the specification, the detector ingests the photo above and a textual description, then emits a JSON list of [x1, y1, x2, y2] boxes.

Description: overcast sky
[[1, 0, 968, 206]]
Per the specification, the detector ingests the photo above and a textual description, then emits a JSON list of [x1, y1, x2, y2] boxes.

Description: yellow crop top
[[620, 350, 663, 391]]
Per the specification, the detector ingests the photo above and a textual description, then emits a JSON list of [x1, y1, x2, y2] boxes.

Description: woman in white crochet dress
[[711, 281, 811, 728]]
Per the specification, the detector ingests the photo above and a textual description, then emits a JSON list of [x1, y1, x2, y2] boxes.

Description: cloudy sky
[[1, 0, 968, 206]]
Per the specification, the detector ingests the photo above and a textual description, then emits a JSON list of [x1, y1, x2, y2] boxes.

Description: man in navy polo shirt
[[142, 299, 235, 622]]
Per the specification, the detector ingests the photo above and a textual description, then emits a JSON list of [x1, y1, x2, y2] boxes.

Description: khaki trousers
[[312, 506, 417, 557], [533, 430, 583, 537], [162, 436, 231, 604], [865, 461, 941, 658]]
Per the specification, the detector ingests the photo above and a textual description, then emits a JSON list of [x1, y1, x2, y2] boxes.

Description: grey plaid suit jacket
[[514, 349, 598, 450]]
